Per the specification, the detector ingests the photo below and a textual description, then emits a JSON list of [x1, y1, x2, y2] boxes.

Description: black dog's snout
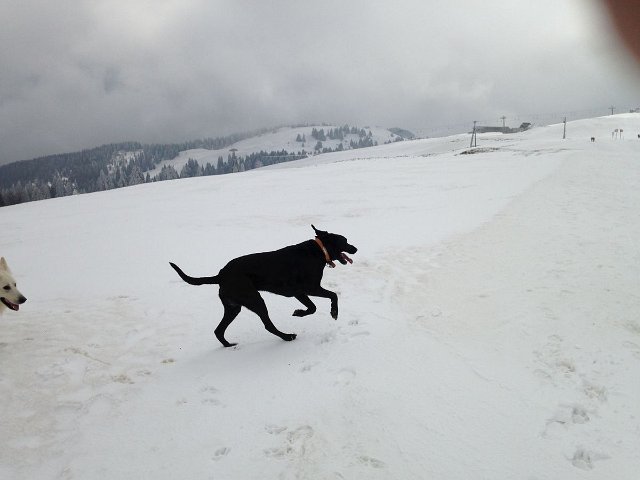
[[347, 245, 358, 254]]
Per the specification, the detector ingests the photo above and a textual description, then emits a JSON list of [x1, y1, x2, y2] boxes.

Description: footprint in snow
[[287, 425, 314, 443], [200, 386, 223, 406], [582, 381, 607, 403], [335, 368, 356, 386], [570, 448, 609, 470], [212, 447, 230, 460], [264, 447, 286, 458], [570, 406, 590, 424], [265, 424, 287, 435], [357, 455, 386, 469], [200, 386, 219, 394], [111, 374, 134, 384], [547, 404, 590, 428], [299, 362, 318, 373], [572, 449, 593, 470], [317, 331, 337, 345], [263, 425, 314, 459], [555, 358, 576, 375]]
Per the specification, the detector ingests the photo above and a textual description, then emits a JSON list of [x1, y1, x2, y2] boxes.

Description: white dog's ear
[[0, 257, 9, 272]]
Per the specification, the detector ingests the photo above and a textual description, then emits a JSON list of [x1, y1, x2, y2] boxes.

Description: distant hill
[[389, 127, 416, 139], [147, 125, 407, 177], [0, 124, 411, 207]]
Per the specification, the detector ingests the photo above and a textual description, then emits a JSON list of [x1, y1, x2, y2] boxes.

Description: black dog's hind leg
[[243, 291, 297, 342], [308, 287, 339, 319], [292, 295, 317, 317], [216, 297, 242, 347]]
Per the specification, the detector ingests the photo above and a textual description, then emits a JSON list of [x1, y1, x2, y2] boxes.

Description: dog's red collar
[[314, 237, 336, 268]]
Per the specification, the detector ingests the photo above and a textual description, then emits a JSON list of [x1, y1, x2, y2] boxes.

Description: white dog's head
[[0, 257, 27, 313]]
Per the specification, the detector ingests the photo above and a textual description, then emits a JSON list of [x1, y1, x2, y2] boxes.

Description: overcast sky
[[0, 0, 638, 165]]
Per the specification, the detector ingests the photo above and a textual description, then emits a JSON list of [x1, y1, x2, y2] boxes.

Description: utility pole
[[563, 117, 567, 139], [610, 106, 615, 115], [500, 115, 506, 130], [470, 121, 477, 148]]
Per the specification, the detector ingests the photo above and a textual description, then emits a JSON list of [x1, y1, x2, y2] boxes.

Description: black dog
[[169, 225, 357, 347]]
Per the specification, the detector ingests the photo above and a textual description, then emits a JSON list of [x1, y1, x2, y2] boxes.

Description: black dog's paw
[[331, 308, 338, 320], [282, 333, 297, 341], [292, 309, 306, 317]]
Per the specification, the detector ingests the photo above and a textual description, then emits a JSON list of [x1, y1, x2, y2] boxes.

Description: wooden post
[[470, 121, 477, 148]]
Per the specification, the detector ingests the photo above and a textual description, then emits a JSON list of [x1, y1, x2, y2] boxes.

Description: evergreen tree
[[157, 165, 179, 181], [97, 169, 114, 191], [180, 158, 202, 178], [51, 172, 66, 198], [115, 168, 127, 188], [128, 165, 145, 186], [204, 162, 216, 176]]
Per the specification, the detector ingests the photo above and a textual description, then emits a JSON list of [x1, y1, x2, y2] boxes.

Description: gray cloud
[[0, 0, 638, 164]]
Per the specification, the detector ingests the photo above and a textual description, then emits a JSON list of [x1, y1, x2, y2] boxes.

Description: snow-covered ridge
[[147, 125, 405, 176]]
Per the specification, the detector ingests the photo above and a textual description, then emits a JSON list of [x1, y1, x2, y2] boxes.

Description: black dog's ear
[[311, 225, 328, 236]]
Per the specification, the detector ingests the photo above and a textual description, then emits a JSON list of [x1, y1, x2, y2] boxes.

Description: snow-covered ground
[[147, 125, 402, 176], [1, 114, 639, 479]]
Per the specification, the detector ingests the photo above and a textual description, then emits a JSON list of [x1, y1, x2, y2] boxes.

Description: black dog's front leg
[[308, 287, 339, 320], [293, 295, 317, 317]]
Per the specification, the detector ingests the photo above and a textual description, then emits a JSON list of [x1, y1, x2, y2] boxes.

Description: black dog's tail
[[169, 262, 219, 285]]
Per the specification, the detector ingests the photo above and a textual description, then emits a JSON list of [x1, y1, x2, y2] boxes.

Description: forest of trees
[[0, 124, 400, 207]]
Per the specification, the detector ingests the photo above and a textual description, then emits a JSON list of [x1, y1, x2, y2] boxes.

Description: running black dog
[[169, 226, 357, 347]]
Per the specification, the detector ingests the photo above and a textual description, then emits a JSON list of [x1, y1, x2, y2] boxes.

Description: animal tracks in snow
[[582, 380, 607, 403], [357, 455, 386, 469], [263, 423, 387, 475], [546, 404, 591, 429], [570, 447, 609, 471], [174, 385, 225, 407], [199, 386, 224, 406], [111, 373, 134, 384], [314, 314, 371, 346], [263, 425, 315, 459], [299, 361, 319, 373], [535, 334, 615, 470], [212, 446, 230, 461], [265, 424, 288, 435]]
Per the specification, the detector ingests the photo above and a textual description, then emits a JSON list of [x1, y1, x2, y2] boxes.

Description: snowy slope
[[147, 125, 402, 176], [1, 114, 640, 479]]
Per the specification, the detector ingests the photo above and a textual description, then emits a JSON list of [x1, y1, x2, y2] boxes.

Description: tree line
[[0, 128, 272, 207], [0, 124, 398, 207], [0, 147, 306, 207]]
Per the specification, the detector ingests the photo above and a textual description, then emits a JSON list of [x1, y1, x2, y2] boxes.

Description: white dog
[[0, 257, 27, 314]]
